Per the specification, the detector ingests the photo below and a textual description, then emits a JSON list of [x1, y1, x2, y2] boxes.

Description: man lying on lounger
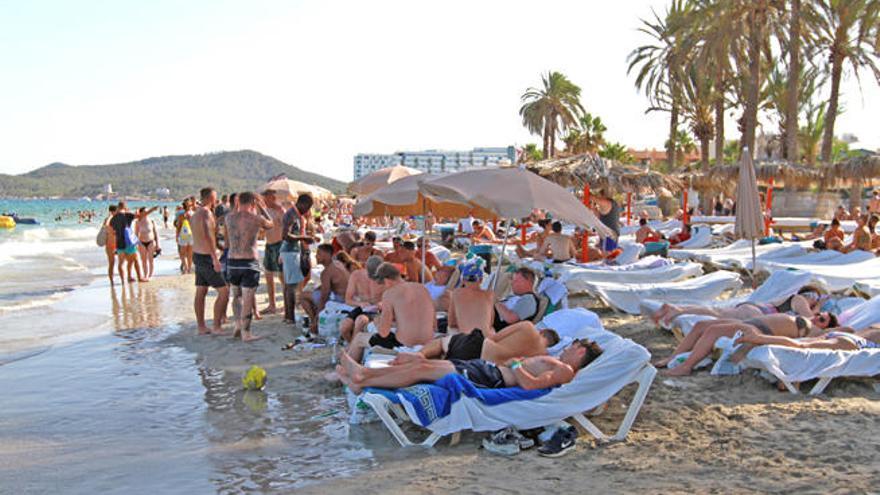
[[337, 338, 603, 394], [655, 312, 839, 376], [651, 286, 826, 327]]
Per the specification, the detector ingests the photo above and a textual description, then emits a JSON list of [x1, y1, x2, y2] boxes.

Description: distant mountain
[[0, 150, 347, 198]]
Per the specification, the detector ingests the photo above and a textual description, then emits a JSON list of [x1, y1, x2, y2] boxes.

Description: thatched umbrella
[[824, 154, 880, 183], [527, 153, 684, 194], [705, 162, 824, 189]]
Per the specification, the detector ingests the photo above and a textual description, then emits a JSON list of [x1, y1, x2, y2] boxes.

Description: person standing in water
[[224, 192, 274, 342], [102, 204, 120, 285], [191, 187, 229, 336], [111, 201, 157, 283], [135, 207, 159, 280]]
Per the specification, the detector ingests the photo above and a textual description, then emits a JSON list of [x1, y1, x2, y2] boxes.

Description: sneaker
[[482, 427, 521, 456], [537, 426, 577, 458]]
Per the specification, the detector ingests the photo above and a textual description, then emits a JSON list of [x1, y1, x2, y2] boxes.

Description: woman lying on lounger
[[655, 312, 839, 376], [734, 326, 880, 351], [651, 286, 827, 327]]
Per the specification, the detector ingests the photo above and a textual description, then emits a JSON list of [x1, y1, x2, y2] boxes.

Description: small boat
[[0, 215, 15, 229], [11, 215, 39, 225]]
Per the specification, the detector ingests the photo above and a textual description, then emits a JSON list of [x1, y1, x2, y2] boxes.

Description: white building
[[353, 147, 516, 180]]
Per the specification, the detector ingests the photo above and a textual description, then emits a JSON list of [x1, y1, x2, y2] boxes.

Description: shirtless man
[[300, 243, 350, 336], [406, 320, 559, 364], [414, 237, 442, 272], [845, 214, 872, 253], [335, 229, 360, 254], [870, 190, 880, 215], [472, 220, 497, 243], [224, 192, 274, 342], [347, 263, 435, 362], [634, 218, 662, 244], [446, 261, 494, 335], [656, 312, 838, 376], [384, 237, 406, 263], [536, 221, 577, 263], [110, 201, 157, 283], [261, 190, 286, 314], [351, 231, 383, 265], [339, 255, 385, 342], [400, 241, 432, 283], [337, 338, 602, 394], [824, 218, 846, 251], [191, 187, 229, 335], [515, 218, 552, 258]]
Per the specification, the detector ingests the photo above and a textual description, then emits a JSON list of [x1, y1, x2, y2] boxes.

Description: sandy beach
[[167, 289, 880, 494]]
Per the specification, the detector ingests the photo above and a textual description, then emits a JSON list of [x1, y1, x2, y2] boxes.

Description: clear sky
[[1, 0, 878, 181]]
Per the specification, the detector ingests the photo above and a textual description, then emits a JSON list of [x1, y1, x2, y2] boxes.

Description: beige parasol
[[348, 165, 422, 196], [419, 167, 612, 236], [734, 148, 765, 284], [353, 173, 495, 219], [259, 178, 332, 201]]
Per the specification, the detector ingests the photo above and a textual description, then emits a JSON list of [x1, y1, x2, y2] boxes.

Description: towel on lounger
[[365, 373, 551, 427]]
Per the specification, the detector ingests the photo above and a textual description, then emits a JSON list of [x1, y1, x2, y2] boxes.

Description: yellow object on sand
[[0, 216, 15, 229], [242, 365, 267, 391]]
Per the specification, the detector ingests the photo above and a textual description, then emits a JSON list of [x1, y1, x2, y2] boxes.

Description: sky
[[1, 0, 878, 182]]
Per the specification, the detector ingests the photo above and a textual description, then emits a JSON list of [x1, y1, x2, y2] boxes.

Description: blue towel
[[365, 373, 551, 427]]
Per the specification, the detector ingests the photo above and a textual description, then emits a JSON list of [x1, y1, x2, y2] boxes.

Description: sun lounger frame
[[360, 363, 657, 448]]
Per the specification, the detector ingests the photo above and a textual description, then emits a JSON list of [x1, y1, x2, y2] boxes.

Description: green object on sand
[[242, 365, 267, 391]]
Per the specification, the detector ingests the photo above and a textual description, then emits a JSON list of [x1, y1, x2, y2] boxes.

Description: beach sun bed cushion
[[740, 345, 880, 395]]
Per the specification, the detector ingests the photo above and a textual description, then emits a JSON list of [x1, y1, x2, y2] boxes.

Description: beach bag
[[281, 250, 305, 285], [96, 226, 107, 247], [124, 225, 138, 248]]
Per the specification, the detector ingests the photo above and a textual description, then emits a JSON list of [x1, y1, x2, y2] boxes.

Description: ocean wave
[[0, 226, 99, 265]]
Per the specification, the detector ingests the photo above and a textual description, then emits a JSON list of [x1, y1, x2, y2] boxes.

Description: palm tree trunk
[[821, 48, 845, 164], [549, 120, 557, 158], [714, 95, 725, 166], [743, 7, 764, 159], [700, 136, 710, 169], [785, 0, 801, 162], [668, 103, 679, 168], [542, 121, 551, 159]]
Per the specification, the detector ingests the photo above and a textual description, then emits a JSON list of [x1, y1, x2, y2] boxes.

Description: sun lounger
[[357, 313, 655, 447], [640, 270, 821, 335], [740, 345, 880, 394], [559, 261, 704, 296], [757, 249, 875, 276], [761, 253, 880, 292], [838, 294, 880, 330], [620, 219, 681, 236], [670, 225, 713, 250], [587, 270, 742, 314], [668, 239, 809, 269], [611, 242, 645, 266]]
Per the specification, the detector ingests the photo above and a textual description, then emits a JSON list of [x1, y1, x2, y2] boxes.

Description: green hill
[[0, 150, 347, 199]]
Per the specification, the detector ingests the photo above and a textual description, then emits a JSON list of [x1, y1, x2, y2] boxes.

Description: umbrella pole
[[581, 185, 591, 262], [626, 192, 632, 226], [764, 178, 774, 236], [751, 239, 757, 289], [421, 198, 427, 283], [492, 218, 511, 291]]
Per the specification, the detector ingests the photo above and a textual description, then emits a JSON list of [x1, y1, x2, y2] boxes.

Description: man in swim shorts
[[261, 190, 286, 315], [110, 201, 157, 283], [337, 338, 602, 394], [300, 243, 350, 336], [224, 191, 274, 342], [191, 187, 228, 336]]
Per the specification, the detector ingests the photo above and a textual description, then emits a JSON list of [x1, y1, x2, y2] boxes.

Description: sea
[[0, 199, 405, 494]]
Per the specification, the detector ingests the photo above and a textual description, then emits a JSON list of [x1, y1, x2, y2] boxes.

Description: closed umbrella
[[421, 167, 613, 284], [348, 165, 422, 196], [734, 148, 765, 285]]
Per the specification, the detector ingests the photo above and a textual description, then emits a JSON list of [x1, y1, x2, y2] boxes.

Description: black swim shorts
[[369, 332, 403, 349], [226, 258, 261, 288], [450, 359, 505, 389], [445, 329, 486, 361], [193, 253, 227, 288]]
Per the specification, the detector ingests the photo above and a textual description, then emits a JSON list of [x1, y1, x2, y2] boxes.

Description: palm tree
[[519, 143, 544, 163], [815, 0, 880, 164], [628, 0, 692, 169], [520, 72, 585, 159], [799, 102, 826, 165], [665, 129, 697, 167], [765, 63, 825, 161], [599, 142, 635, 164], [785, 0, 803, 162], [563, 113, 607, 154], [678, 64, 716, 169]]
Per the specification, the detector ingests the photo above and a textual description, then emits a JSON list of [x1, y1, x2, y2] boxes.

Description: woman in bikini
[[652, 286, 826, 327], [735, 326, 880, 351], [655, 312, 839, 376], [135, 207, 159, 280]]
